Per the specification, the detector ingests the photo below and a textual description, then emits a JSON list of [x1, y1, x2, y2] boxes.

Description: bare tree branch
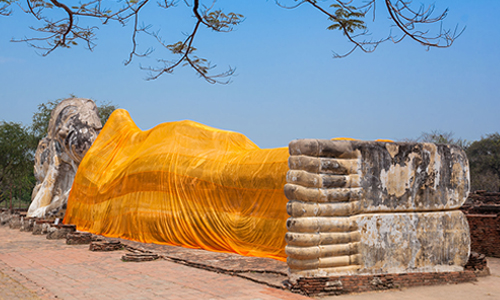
[[0, 0, 13, 16], [142, 0, 239, 84], [277, 0, 463, 57], [3, 0, 462, 83], [48, 0, 73, 44], [123, 0, 153, 65], [304, 0, 386, 57], [385, 0, 464, 48]]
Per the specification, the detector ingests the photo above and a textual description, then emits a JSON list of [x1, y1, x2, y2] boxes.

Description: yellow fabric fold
[[64, 109, 289, 261]]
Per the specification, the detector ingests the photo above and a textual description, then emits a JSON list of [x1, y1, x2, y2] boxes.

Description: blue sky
[[0, 0, 499, 148]]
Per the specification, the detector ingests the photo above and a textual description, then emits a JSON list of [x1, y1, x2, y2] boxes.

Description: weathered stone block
[[356, 211, 470, 274], [356, 142, 469, 212], [46, 224, 76, 239], [32, 220, 52, 235], [288, 140, 469, 212], [8, 215, 21, 229], [20, 217, 35, 232], [0, 211, 11, 225], [286, 139, 470, 282], [89, 241, 122, 251], [66, 232, 93, 245]]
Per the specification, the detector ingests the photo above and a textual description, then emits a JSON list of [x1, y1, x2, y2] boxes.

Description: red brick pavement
[[0, 226, 310, 300], [0, 266, 41, 300]]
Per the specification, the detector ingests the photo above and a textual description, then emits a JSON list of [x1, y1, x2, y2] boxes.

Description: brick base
[[465, 214, 500, 257], [461, 191, 500, 258], [289, 271, 477, 296]]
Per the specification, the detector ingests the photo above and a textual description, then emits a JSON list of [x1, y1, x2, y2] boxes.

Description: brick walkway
[[0, 226, 309, 300], [2, 224, 499, 300], [0, 269, 40, 300]]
